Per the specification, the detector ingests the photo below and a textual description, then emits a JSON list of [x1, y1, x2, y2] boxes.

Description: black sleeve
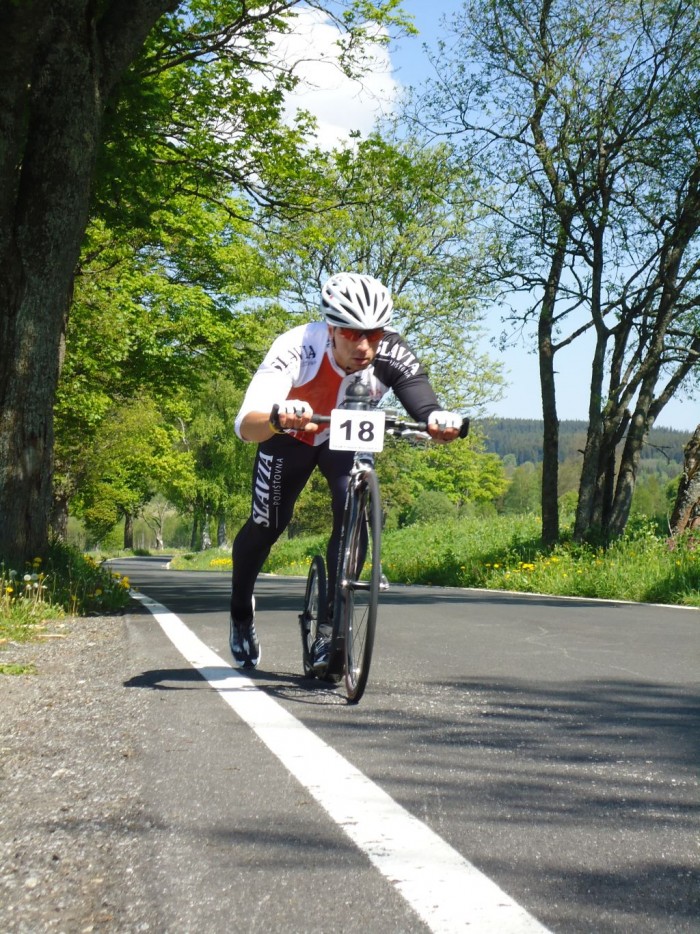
[[372, 332, 441, 423]]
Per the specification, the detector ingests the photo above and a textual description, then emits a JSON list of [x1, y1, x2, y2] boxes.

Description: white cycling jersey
[[235, 321, 441, 446]]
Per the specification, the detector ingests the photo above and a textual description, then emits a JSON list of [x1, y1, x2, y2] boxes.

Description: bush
[[399, 491, 458, 527]]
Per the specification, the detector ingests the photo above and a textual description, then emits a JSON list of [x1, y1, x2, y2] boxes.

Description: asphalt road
[[111, 556, 699, 933]]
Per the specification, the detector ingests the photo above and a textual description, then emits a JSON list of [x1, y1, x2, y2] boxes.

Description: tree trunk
[[539, 349, 559, 546], [538, 229, 568, 546], [217, 513, 227, 548], [574, 322, 610, 540], [190, 513, 200, 551], [0, 0, 176, 566], [670, 424, 700, 535], [584, 411, 630, 542], [123, 512, 134, 550], [201, 510, 212, 550], [0, 4, 100, 564], [607, 408, 653, 538], [50, 492, 70, 543]]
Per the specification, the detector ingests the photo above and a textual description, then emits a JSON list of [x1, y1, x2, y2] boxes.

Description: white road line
[[132, 592, 551, 934]]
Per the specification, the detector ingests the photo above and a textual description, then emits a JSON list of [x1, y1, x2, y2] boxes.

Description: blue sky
[[389, 1, 697, 432], [280, 3, 697, 432]]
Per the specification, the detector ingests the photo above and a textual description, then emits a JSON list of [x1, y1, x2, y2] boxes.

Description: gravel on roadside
[[0, 613, 157, 933]]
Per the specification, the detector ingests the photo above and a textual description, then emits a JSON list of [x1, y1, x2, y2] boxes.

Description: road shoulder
[[0, 613, 155, 931]]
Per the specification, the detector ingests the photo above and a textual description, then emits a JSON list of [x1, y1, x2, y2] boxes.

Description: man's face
[[329, 325, 384, 373]]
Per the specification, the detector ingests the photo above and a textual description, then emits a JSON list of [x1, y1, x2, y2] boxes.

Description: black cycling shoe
[[311, 624, 332, 674], [229, 598, 260, 668]]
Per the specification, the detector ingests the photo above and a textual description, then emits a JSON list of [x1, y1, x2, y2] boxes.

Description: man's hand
[[427, 410, 463, 444], [270, 400, 319, 433]]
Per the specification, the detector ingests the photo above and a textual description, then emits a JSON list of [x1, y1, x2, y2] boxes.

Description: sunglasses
[[336, 326, 385, 342]]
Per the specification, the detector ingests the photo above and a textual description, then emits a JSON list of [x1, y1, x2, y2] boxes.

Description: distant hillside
[[476, 418, 689, 470]]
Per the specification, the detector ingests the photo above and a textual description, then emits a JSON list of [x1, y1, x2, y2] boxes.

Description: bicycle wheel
[[335, 467, 382, 703], [300, 555, 326, 678]]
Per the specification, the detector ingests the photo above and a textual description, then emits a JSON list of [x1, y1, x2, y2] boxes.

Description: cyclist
[[230, 272, 462, 670]]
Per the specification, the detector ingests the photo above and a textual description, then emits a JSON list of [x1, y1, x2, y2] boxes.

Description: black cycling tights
[[230, 433, 354, 622]]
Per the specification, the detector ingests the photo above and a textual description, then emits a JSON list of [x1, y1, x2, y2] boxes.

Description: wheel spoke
[[300, 556, 326, 678], [335, 470, 382, 703]]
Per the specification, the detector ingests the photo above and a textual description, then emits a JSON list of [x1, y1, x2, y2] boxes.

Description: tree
[[142, 495, 176, 551], [500, 462, 541, 516], [261, 131, 505, 411], [669, 424, 700, 534], [1, 0, 177, 564], [420, 0, 700, 543], [407, 433, 508, 509], [53, 197, 285, 541], [74, 398, 195, 546], [176, 377, 258, 549], [376, 429, 508, 524], [0, 0, 408, 564]]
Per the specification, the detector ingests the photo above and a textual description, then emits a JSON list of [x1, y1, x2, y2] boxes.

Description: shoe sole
[[232, 657, 260, 670]]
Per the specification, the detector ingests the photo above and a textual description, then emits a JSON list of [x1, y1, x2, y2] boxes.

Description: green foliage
[[375, 430, 508, 526], [631, 474, 671, 521], [558, 489, 579, 523], [177, 378, 256, 536], [0, 557, 64, 643], [261, 131, 505, 412], [258, 514, 700, 607], [54, 205, 280, 527], [0, 543, 131, 647], [500, 462, 541, 515], [399, 490, 458, 527], [416, 432, 508, 505], [0, 663, 37, 676], [72, 399, 196, 542], [288, 470, 334, 538], [41, 543, 133, 617]]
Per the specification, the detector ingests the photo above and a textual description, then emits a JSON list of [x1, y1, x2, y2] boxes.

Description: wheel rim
[[301, 556, 326, 677], [338, 472, 381, 701]]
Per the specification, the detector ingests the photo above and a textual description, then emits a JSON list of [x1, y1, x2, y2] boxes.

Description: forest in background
[[479, 419, 689, 473], [467, 418, 692, 527]]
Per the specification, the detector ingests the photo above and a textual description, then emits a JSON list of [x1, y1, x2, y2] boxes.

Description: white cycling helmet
[[321, 273, 393, 329]]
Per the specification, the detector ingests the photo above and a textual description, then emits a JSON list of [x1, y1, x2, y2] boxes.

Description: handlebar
[[312, 411, 470, 439]]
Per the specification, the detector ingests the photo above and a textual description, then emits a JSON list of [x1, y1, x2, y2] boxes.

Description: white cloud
[[269, 8, 402, 149]]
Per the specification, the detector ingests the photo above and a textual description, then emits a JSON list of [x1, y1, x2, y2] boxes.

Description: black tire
[[334, 467, 382, 703], [300, 555, 326, 678]]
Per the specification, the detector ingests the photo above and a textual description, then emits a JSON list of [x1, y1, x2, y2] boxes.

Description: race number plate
[[328, 409, 386, 452]]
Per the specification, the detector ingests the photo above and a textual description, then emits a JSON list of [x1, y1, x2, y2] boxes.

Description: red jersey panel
[[286, 353, 344, 445]]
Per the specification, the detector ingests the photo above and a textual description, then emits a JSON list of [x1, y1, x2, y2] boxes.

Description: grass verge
[[171, 515, 700, 609], [0, 542, 132, 673]]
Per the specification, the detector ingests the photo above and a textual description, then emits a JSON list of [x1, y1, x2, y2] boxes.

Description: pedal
[[380, 574, 390, 592]]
